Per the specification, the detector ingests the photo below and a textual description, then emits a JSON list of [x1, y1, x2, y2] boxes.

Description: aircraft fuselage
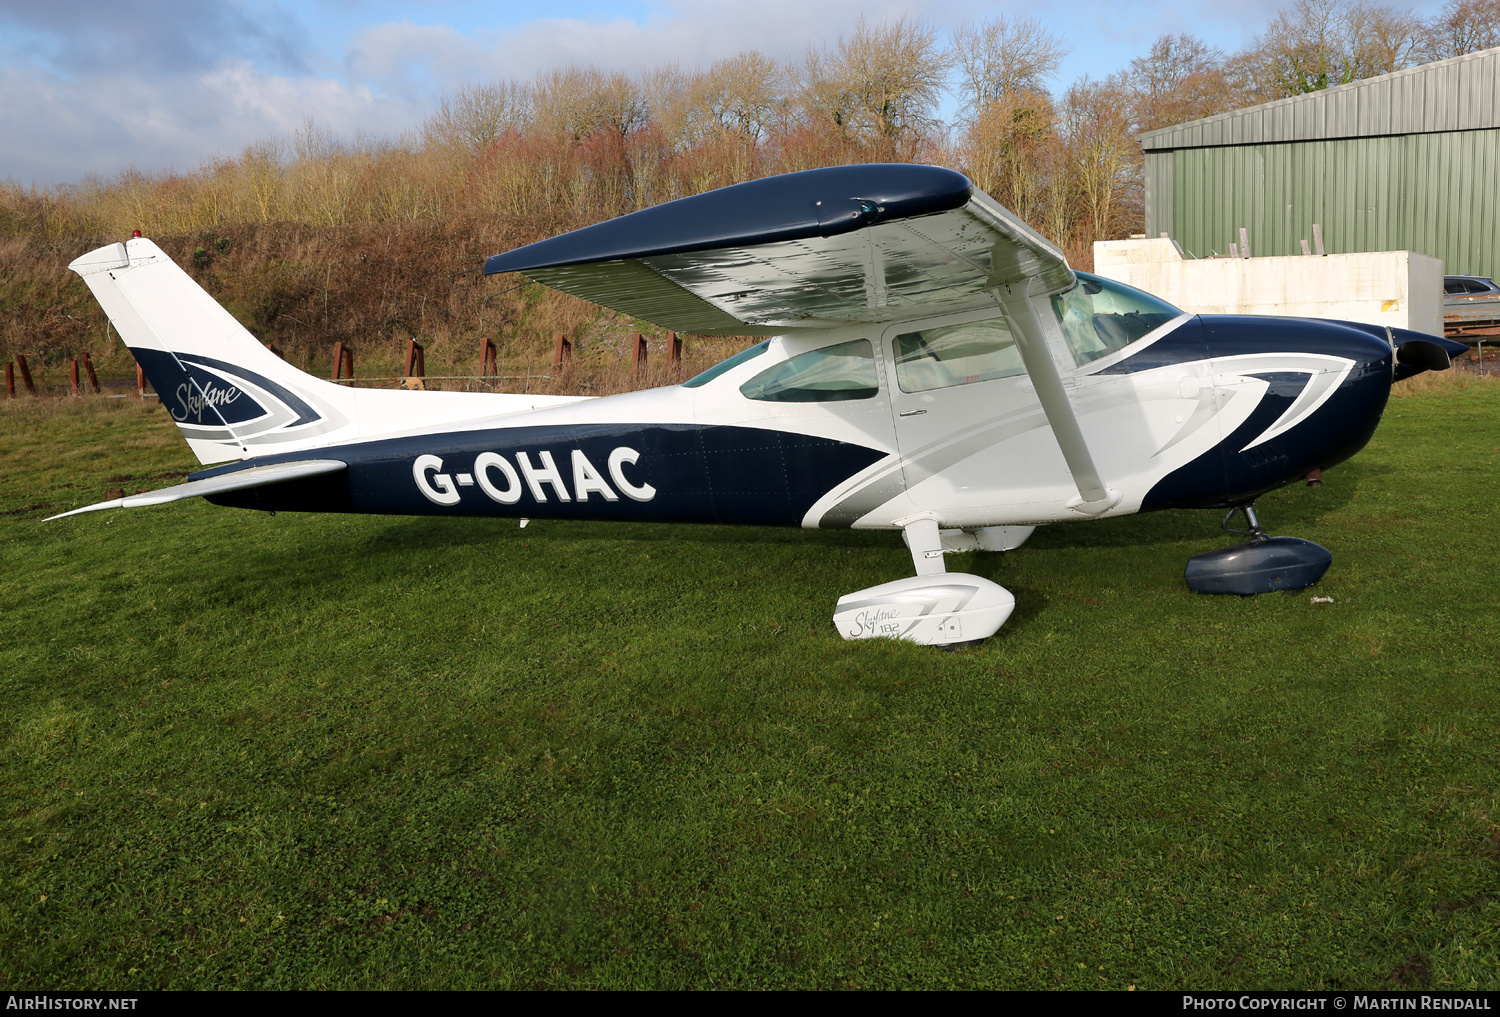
[[202, 313, 1398, 530]]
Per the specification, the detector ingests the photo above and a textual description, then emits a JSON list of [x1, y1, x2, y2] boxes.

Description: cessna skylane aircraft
[[52, 164, 1466, 646]]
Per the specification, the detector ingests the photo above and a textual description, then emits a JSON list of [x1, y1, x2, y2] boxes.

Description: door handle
[[899, 408, 927, 417]]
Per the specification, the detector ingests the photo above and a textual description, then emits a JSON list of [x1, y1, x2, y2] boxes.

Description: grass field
[[2, 383, 1498, 990]]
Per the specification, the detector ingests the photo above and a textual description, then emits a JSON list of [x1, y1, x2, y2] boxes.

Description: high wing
[[482, 164, 1075, 335]]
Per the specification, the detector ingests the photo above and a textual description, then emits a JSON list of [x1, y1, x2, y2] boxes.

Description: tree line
[[1, 0, 1497, 270]]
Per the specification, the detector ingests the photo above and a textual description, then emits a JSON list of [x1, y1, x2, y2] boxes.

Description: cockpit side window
[[892, 317, 1023, 393], [1050, 271, 1181, 365], [739, 339, 879, 402]]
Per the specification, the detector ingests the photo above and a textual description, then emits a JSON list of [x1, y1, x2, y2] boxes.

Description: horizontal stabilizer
[[45, 459, 347, 521]]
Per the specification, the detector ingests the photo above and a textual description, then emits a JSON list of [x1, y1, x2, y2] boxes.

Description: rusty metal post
[[81, 352, 101, 394], [332, 342, 353, 381], [668, 331, 682, 365], [479, 337, 497, 379], [16, 355, 36, 396], [405, 338, 426, 378], [69, 358, 81, 396], [633, 333, 647, 374], [553, 334, 572, 368], [4, 362, 12, 399], [137, 363, 146, 397]]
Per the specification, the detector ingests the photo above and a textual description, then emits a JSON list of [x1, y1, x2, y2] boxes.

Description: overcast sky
[[0, 0, 1445, 186]]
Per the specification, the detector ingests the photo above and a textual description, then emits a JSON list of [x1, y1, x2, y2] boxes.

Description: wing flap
[[45, 459, 347, 521]]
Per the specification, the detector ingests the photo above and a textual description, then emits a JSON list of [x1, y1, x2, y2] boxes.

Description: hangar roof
[[1139, 45, 1500, 151]]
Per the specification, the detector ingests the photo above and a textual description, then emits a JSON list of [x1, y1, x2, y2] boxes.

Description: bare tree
[[598, 72, 651, 138], [1261, 0, 1360, 93], [1350, 4, 1426, 73], [1240, 0, 1425, 99], [421, 81, 532, 155], [533, 67, 648, 141], [641, 62, 695, 147], [1062, 76, 1138, 242], [698, 52, 786, 141], [952, 17, 1067, 122], [1126, 34, 1235, 132], [240, 138, 284, 223], [961, 89, 1057, 224], [1420, 0, 1500, 58], [799, 16, 952, 154]]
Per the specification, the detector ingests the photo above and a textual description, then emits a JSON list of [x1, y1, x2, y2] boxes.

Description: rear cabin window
[[892, 317, 1024, 393], [739, 339, 879, 402], [1050, 271, 1181, 365]]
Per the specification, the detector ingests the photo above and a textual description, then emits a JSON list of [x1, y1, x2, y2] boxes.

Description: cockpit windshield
[[1050, 272, 1182, 366], [682, 341, 770, 388]]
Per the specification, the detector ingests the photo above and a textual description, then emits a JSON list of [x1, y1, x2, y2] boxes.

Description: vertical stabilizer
[[69, 238, 360, 464]]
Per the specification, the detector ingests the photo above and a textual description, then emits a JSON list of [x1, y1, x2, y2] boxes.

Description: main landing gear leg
[[830, 513, 1017, 646], [1184, 501, 1332, 596]]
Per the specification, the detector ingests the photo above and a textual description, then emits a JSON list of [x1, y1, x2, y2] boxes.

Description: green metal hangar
[[1139, 46, 1500, 281]]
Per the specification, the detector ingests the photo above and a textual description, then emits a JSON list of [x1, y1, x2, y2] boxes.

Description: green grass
[[2, 388, 1498, 990]]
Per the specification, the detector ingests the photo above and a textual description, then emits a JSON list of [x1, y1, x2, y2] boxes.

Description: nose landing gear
[[1184, 501, 1332, 596]]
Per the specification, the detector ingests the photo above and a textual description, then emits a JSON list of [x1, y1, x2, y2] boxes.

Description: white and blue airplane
[[52, 164, 1465, 646]]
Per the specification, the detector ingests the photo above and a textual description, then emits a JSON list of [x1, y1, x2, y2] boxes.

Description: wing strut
[[991, 283, 1121, 516]]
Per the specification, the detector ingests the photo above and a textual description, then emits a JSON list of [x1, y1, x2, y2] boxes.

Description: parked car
[[1443, 275, 1500, 342], [1444, 275, 1500, 298]]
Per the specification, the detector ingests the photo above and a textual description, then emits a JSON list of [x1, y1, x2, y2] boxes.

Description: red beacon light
[[131, 230, 142, 238]]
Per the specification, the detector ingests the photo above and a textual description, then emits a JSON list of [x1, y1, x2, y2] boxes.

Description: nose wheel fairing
[[1185, 535, 1332, 595], [1184, 504, 1332, 596]]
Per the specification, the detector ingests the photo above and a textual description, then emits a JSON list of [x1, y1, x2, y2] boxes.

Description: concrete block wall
[[1093, 239, 1444, 337]]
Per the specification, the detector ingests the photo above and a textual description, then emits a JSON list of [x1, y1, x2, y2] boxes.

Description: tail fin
[[70, 239, 359, 464]]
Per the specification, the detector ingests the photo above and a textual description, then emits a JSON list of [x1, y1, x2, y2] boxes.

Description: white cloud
[[0, 60, 406, 184], [345, 0, 932, 93], [200, 60, 393, 138]]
